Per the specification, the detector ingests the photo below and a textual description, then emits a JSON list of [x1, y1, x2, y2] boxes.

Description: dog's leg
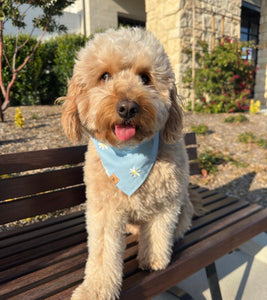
[[71, 205, 127, 300], [174, 199, 194, 240], [138, 209, 178, 271]]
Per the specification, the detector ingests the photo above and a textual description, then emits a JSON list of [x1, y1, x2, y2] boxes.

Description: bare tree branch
[[0, 20, 6, 99], [16, 20, 49, 73]]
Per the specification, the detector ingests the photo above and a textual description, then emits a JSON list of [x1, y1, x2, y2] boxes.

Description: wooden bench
[[1, 132, 267, 300]]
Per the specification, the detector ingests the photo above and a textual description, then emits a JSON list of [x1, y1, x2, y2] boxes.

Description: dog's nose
[[116, 99, 139, 119]]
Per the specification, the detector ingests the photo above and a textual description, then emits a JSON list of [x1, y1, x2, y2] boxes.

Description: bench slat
[[190, 200, 249, 232], [184, 132, 197, 146], [189, 161, 200, 175], [186, 147, 198, 161], [0, 231, 87, 273], [179, 204, 263, 252], [1, 215, 85, 249], [120, 208, 267, 300], [0, 243, 87, 284], [0, 185, 86, 225], [0, 211, 84, 241], [0, 146, 87, 175], [0, 166, 84, 201], [0, 223, 85, 259], [3, 267, 84, 300], [0, 252, 87, 298]]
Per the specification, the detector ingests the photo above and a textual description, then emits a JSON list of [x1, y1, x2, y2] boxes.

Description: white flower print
[[98, 142, 108, 150], [130, 167, 141, 178]]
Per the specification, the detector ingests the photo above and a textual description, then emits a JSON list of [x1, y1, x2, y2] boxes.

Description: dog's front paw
[[71, 281, 119, 300], [71, 284, 90, 300], [138, 255, 170, 271]]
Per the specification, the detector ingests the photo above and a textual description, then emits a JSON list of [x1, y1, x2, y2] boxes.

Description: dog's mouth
[[113, 123, 137, 141]]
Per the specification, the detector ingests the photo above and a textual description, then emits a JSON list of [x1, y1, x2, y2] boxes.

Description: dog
[[60, 27, 194, 300]]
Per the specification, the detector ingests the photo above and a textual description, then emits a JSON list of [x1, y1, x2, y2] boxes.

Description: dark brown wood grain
[[0, 185, 86, 225], [0, 145, 87, 175], [0, 166, 84, 201]]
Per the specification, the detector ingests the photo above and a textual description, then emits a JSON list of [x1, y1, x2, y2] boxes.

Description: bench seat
[[1, 185, 266, 300]]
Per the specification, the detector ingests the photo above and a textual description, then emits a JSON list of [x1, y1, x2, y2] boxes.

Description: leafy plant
[[191, 124, 208, 135], [238, 132, 256, 144], [198, 150, 222, 174], [238, 132, 267, 148], [257, 138, 267, 149], [38, 33, 89, 104], [183, 39, 257, 113], [198, 149, 246, 175], [223, 114, 249, 123]]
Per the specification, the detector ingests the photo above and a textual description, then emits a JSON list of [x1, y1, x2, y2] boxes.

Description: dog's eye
[[100, 72, 112, 82], [140, 73, 150, 85]]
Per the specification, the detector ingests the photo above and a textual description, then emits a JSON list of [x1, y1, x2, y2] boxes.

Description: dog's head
[[61, 27, 183, 147]]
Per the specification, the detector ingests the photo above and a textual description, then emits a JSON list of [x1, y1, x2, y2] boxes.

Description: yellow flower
[[249, 100, 261, 114], [14, 108, 25, 128]]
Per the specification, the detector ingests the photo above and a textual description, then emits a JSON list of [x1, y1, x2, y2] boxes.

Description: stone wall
[[146, 0, 242, 103], [255, 0, 267, 106]]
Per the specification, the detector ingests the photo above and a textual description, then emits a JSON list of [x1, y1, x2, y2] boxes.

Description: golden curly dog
[[60, 27, 194, 300]]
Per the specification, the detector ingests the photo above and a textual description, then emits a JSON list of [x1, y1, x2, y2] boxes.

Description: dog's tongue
[[115, 124, 136, 141]]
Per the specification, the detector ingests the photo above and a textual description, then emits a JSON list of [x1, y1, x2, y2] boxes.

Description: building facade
[[146, 0, 266, 106], [4, 0, 267, 106], [72, 0, 267, 106]]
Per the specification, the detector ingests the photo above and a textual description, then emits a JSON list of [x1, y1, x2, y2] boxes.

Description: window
[[118, 15, 145, 28], [241, 2, 260, 64]]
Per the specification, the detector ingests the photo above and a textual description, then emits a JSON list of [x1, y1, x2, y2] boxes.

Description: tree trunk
[[0, 105, 3, 122]]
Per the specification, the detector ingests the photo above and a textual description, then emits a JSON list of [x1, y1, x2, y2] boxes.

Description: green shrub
[[198, 150, 222, 174], [53, 34, 91, 97], [191, 124, 208, 135], [223, 114, 249, 123], [238, 132, 256, 144], [37, 33, 90, 104], [198, 149, 247, 174], [238, 132, 267, 148], [183, 39, 257, 113], [1, 33, 91, 106]]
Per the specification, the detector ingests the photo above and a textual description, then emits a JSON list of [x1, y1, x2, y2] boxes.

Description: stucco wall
[[86, 0, 145, 35]]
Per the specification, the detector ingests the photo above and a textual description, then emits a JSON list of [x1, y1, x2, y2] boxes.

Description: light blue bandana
[[92, 133, 159, 196]]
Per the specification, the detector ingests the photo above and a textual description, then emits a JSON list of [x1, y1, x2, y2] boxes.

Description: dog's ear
[[61, 77, 82, 144], [162, 83, 183, 144]]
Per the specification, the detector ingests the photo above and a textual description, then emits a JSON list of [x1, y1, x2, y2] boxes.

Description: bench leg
[[205, 262, 223, 300], [167, 286, 193, 299]]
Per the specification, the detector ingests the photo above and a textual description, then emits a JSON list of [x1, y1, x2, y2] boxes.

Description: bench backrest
[[0, 133, 199, 225]]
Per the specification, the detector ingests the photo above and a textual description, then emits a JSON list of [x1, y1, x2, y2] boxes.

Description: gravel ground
[[1, 105, 266, 210]]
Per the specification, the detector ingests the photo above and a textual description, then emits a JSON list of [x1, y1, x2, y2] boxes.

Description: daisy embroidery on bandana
[[92, 133, 159, 196], [130, 167, 141, 178], [98, 142, 108, 150]]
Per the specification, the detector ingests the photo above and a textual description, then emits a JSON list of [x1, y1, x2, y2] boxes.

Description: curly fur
[[60, 27, 194, 300]]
